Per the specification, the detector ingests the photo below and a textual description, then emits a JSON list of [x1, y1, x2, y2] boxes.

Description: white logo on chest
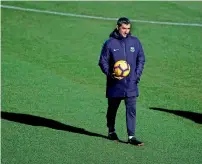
[[130, 47, 135, 52]]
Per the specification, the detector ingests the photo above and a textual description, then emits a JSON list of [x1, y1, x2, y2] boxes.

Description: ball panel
[[122, 70, 130, 77], [120, 63, 128, 70], [114, 67, 122, 76], [114, 60, 124, 67]]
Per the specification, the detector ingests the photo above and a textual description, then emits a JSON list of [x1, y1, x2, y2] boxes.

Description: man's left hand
[[112, 73, 124, 80]]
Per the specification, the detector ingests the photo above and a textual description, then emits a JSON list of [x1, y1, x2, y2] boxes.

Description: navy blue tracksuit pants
[[106, 96, 136, 136]]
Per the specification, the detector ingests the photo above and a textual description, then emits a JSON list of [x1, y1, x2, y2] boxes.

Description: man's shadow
[[1, 111, 128, 144], [149, 107, 202, 124]]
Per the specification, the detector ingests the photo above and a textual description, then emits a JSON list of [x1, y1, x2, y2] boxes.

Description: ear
[[116, 25, 119, 30]]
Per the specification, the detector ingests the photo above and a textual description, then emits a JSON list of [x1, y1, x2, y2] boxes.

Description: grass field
[[1, 1, 202, 164]]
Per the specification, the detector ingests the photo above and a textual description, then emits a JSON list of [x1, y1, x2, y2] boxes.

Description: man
[[98, 17, 145, 146]]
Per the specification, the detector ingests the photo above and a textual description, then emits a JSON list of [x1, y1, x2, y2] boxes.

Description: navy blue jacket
[[98, 29, 145, 98]]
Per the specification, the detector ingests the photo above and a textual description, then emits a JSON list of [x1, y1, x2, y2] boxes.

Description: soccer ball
[[113, 60, 130, 77]]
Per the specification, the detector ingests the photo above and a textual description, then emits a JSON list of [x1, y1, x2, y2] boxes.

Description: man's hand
[[111, 73, 124, 80]]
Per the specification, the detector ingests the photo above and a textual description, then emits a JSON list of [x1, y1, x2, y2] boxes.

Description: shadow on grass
[[150, 107, 202, 124], [1, 111, 128, 144]]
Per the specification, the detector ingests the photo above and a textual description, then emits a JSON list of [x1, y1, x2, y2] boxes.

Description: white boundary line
[[1, 5, 202, 27]]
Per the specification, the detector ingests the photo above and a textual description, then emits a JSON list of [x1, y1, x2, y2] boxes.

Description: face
[[117, 23, 131, 37]]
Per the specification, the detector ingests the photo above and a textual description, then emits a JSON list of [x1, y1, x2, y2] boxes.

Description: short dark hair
[[117, 17, 131, 27]]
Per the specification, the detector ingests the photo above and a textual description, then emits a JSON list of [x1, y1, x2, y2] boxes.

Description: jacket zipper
[[123, 41, 127, 97]]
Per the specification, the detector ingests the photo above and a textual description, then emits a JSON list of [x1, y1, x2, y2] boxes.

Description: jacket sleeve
[[98, 41, 110, 76], [136, 40, 145, 82]]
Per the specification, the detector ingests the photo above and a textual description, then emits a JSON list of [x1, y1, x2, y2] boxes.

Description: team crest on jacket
[[130, 47, 135, 52]]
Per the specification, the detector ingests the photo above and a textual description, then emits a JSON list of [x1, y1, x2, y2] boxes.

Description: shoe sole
[[108, 138, 144, 145]]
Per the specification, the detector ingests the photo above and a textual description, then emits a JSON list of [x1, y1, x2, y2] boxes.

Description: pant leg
[[106, 97, 122, 133], [124, 96, 137, 136]]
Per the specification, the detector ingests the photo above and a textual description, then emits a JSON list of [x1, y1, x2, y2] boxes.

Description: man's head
[[116, 17, 131, 38]]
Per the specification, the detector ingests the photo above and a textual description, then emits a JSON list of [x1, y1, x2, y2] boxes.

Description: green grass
[[2, 1, 202, 23], [1, 1, 202, 164]]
